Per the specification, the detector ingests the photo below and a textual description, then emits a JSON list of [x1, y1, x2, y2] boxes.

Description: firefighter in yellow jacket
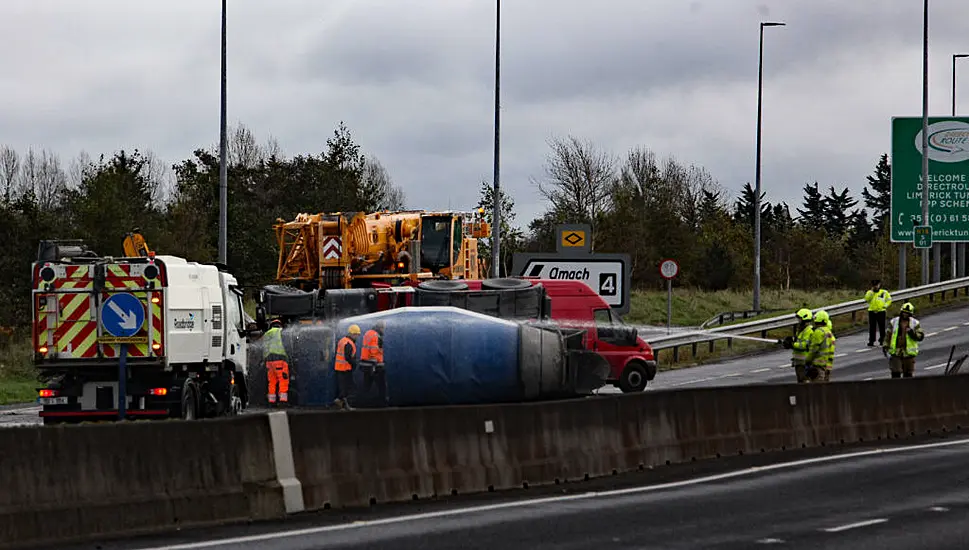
[[882, 302, 925, 378], [805, 310, 836, 382], [781, 308, 815, 383]]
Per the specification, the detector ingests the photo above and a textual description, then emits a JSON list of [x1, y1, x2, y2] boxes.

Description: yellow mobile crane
[[274, 209, 491, 291]]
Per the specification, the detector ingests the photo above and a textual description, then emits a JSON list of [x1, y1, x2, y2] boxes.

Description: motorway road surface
[[61, 436, 969, 550], [638, 306, 969, 392]]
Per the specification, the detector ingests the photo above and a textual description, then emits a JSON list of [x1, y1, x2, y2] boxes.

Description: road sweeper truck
[[31, 239, 254, 424]]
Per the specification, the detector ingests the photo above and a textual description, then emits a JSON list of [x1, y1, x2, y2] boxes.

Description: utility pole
[[490, 0, 501, 278], [920, 0, 930, 285], [954, 53, 969, 278], [218, 0, 228, 265], [753, 21, 785, 312]]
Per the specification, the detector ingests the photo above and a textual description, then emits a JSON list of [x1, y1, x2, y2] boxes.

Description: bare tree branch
[[536, 135, 616, 249], [0, 146, 19, 203]]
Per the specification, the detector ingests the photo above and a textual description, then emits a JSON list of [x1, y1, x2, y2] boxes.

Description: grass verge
[[637, 289, 969, 370], [0, 337, 38, 405]]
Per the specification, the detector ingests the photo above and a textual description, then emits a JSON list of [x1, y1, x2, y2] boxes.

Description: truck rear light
[[39, 389, 58, 397], [152, 343, 161, 350], [397, 261, 405, 268], [38, 346, 49, 354], [150, 296, 160, 304], [149, 388, 167, 396]]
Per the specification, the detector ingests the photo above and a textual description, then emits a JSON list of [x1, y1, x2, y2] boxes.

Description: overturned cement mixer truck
[[248, 280, 611, 408]]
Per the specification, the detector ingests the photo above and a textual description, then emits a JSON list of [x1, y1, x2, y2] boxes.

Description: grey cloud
[[3, 0, 969, 228]]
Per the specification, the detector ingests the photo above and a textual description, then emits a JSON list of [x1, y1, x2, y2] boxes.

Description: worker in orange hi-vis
[[361, 321, 387, 405], [333, 324, 361, 410], [262, 318, 290, 406]]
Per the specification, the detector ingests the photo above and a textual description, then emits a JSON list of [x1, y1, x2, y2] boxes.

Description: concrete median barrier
[[0, 414, 288, 550], [5, 375, 969, 548], [288, 374, 969, 510]]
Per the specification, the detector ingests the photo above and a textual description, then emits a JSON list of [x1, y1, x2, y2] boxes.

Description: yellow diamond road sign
[[561, 230, 586, 248]]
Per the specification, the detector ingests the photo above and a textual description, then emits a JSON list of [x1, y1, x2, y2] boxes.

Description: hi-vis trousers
[[267, 359, 290, 403]]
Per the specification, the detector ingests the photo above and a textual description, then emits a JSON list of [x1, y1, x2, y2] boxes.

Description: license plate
[[39, 397, 68, 405]]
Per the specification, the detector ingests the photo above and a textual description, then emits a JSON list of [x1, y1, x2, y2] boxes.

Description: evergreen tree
[[822, 185, 858, 237], [862, 153, 891, 233], [732, 182, 772, 230], [797, 182, 826, 228]]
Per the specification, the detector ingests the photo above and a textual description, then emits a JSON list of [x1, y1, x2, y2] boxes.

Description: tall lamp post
[[954, 53, 969, 279], [218, 0, 228, 265], [919, 0, 930, 285], [753, 21, 785, 312], [490, 0, 501, 278]]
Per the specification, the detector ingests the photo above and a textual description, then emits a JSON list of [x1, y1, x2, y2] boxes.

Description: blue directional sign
[[100, 293, 146, 338]]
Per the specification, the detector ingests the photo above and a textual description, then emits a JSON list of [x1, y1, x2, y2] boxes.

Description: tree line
[[498, 137, 908, 294], [0, 123, 404, 329], [0, 122, 909, 329]]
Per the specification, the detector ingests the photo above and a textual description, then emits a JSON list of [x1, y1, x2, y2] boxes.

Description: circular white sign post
[[659, 259, 679, 333], [659, 259, 679, 280]]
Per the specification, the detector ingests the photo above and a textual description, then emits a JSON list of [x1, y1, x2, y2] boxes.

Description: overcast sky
[[3, 0, 969, 228]]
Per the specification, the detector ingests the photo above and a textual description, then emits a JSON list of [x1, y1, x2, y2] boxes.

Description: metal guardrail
[[699, 308, 785, 329], [646, 276, 969, 359]]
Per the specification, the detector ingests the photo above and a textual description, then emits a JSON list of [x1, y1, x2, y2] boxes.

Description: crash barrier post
[[0, 414, 288, 550]]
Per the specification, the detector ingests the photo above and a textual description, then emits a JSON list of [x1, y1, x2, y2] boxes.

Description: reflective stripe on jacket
[[886, 317, 922, 357], [791, 325, 814, 364], [807, 326, 836, 368], [361, 329, 384, 363], [865, 289, 892, 312], [262, 327, 287, 359], [335, 336, 356, 372]]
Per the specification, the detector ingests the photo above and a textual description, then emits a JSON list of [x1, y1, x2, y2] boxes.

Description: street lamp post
[[218, 0, 228, 265], [753, 21, 785, 312], [491, 0, 501, 278], [954, 53, 969, 279], [920, 0, 930, 285]]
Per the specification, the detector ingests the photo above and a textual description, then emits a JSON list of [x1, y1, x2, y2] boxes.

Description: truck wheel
[[619, 362, 648, 393], [180, 380, 198, 420], [220, 382, 242, 416], [418, 280, 469, 292], [481, 278, 532, 290]]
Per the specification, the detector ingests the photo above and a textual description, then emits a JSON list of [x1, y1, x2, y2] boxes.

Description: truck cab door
[[222, 281, 247, 376], [592, 308, 638, 377]]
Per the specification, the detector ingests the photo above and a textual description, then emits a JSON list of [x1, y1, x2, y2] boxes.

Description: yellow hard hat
[[348, 324, 361, 335]]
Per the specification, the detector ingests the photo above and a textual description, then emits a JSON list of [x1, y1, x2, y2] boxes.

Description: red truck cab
[[460, 278, 658, 392]]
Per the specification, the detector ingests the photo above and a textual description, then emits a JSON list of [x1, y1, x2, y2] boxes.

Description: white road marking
[[925, 363, 948, 371], [835, 353, 847, 358], [963, 322, 969, 326], [756, 538, 785, 544], [751, 368, 770, 373], [822, 518, 888, 533], [725, 373, 742, 377], [929, 506, 949, 512], [926, 332, 939, 337], [131, 438, 969, 550], [0, 406, 40, 416], [863, 377, 874, 381], [776, 364, 789, 369], [942, 326, 957, 332], [854, 349, 870, 353]]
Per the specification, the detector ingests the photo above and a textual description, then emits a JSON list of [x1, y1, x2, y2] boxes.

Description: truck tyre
[[418, 280, 469, 292], [481, 278, 532, 291], [618, 362, 648, 393], [180, 379, 198, 420]]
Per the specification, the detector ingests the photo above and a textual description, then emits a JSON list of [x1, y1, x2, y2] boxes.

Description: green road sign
[[890, 117, 969, 243], [914, 225, 932, 248]]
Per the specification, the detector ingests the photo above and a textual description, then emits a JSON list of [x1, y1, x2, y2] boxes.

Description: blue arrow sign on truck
[[100, 292, 146, 338]]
